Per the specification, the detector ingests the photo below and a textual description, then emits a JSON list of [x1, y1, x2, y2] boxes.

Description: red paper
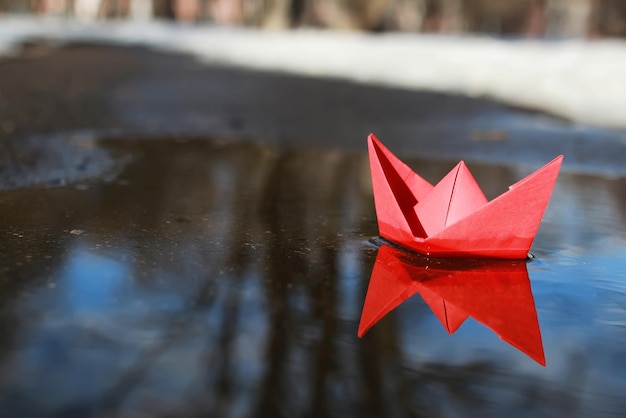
[[368, 134, 563, 259], [358, 244, 545, 365]]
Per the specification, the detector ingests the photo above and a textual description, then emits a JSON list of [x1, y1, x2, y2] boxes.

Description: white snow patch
[[2, 17, 626, 130]]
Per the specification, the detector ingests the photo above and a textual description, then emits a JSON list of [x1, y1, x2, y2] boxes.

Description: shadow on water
[[0, 138, 626, 417]]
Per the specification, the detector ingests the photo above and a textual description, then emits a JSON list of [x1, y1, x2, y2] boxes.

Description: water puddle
[[0, 138, 625, 417]]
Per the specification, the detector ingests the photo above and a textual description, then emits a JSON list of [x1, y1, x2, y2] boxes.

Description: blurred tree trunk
[[300, 0, 393, 30], [384, 0, 425, 32], [173, 0, 199, 21], [589, 0, 626, 37], [39, 0, 72, 15], [461, 0, 545, 35], [152, 0, 174, 18], [99, 0, 131, 17]]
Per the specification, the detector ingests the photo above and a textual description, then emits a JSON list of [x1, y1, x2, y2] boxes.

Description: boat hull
[[368, 134, 563, 260]]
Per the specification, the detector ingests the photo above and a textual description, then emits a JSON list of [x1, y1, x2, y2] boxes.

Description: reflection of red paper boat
[[358, 244, 545, 366], [368, 134, 563, 259]]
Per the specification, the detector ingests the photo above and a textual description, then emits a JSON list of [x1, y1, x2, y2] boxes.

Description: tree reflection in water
[[0, 139, 624, 417]]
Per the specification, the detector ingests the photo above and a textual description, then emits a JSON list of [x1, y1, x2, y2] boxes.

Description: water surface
[[0, 138, 625, 417]]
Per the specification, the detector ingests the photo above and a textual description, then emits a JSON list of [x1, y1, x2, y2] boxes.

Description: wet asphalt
[[1, 42, 626, 191], [1, 41, 626, 417]]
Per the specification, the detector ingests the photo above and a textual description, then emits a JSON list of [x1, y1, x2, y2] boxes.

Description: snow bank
[[2, 17, 626, 130]]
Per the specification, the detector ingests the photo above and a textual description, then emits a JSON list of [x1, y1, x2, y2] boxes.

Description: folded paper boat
[[368, 134, 563, 259]]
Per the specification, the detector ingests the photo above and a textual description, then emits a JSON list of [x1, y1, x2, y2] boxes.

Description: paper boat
[[358, 244, 545, 365], [368, 134, 563, 259]]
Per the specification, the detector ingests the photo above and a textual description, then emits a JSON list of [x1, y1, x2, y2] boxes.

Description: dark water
[[0, 138, 625, 417]]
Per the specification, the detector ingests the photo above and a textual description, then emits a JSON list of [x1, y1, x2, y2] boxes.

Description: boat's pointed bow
[[511, 155, 563, 191], [367, 134, 433, 244]]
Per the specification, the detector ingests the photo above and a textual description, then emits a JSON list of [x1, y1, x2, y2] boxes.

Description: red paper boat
[[358, 244, 545, 365], [368, 134, 563, 259]]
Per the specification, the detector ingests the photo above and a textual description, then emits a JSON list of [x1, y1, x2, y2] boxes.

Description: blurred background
[[2, 1, 626, 417], [0, 0, 624, 38]]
